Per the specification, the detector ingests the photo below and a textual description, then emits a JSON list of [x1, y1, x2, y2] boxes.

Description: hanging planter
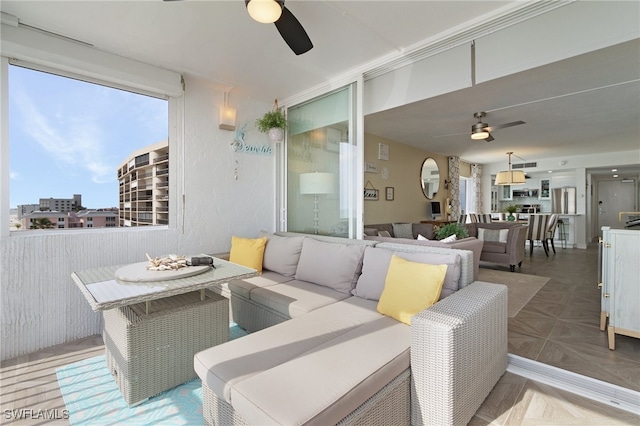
[[256, 99, 287, 142]]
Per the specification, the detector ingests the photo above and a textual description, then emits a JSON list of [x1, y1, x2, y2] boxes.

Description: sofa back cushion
[[392, 223, 414, 239], [262, 234, 305, 276], [353, 246, 461, 301], [412, 223, 435, 239], [295, 238, 366, 294]]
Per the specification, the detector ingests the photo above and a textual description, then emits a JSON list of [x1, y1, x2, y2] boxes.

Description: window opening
[[8, 64, 169, 231]]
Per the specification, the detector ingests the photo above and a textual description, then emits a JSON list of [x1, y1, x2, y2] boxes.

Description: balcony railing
[[153, 154, 169, 163]]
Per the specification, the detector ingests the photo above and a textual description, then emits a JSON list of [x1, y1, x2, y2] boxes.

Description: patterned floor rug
[[56, 324, 248, 425]]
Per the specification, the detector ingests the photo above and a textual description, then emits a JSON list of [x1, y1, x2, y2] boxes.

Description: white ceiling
[[2, 0, 639, 175]]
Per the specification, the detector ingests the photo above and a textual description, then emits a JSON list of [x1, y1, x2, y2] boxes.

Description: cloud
[[12, 90, 114, 184], [10, 171, 21, 180]]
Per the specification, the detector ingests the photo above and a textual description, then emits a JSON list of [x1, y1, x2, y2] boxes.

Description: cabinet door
[[609, 231, 640, 332], [539, 179, 550, 200], [498, 185, 512, 200]]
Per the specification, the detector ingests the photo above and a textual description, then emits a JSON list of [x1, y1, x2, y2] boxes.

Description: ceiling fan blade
[[432, 131, 468, 138], [274, 6, 313, 55], [486, 120, 525, 132], [484, 134, 495, 142]]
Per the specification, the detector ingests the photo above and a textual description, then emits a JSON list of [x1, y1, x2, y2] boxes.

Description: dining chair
[[546, 213, 559, 253], [469, 213, 478, 223], [457, 214, 467, 224], [526, 214, 551, 256], [478, 214, 492, 223]]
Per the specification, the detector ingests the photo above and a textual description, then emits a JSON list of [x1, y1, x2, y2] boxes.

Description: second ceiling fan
[[470, 112, 525, 142]]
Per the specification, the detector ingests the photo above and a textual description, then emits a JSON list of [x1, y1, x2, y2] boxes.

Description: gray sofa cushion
[[392, 223, 414, 239], [231, 314, 409, 425], [194, 297, 386, 404], [295, 238, 366, 294], [250, 280, 350, 318], [353, 246, 462, 301], [262, 234, 305, 276], [228, 271, 295, 299]]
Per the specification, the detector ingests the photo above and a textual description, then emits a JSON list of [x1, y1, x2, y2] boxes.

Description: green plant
[[505, 204, 517, 214], [255, 109, 287, 133], [435, 222, 469, 240]]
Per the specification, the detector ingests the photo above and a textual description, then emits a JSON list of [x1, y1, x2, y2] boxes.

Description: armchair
[[467, 222, 528, 272]]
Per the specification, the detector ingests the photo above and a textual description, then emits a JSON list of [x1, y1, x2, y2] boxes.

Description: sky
[[9, 65, 168, 209]]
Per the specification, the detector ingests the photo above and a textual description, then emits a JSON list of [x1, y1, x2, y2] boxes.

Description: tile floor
[[1, 242, 639, 425], [499, 241, 640, 392]]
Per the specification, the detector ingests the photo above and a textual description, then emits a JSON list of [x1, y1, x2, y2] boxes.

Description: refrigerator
[[551, 187, 576, 214]]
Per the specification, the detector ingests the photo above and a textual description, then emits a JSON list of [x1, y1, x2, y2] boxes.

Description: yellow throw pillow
[[377, 255, 448, 325], [229, 236, 267, 272]]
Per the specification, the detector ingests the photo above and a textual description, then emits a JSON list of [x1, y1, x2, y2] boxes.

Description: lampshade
[[495, 151, 526, 185], [495, 170, 526, 185], [247, 0, 283, 23], [219, 106, 237, 131], [300, 172, 335, 195]]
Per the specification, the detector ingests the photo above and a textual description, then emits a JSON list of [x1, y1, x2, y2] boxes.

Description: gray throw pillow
[[262, 234, 305, 276], [478, 228, 509, 243], [295, 238, 366, 294], [392, 223, 414, 239], [352, 246, 461, 301]]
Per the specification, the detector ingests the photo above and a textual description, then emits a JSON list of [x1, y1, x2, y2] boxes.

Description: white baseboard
[[507, 354, 640, 415]]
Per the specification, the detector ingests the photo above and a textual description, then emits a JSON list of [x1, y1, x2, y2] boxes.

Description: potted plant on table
[[256, 99, 287, 142], [505, 204, 517, 221], [435, 222, 469, 241]]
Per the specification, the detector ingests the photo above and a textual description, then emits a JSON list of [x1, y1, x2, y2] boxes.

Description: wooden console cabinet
[[599, 227, 640, 350]]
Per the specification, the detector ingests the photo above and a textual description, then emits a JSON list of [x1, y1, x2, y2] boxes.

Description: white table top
[[72, 257, 258, 311]]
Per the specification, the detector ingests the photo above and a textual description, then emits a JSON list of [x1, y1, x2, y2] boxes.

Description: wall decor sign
[[364, 180, 379, 201], [230, 123, 272, 155], [385, 187, 394, 201], [365, 162, 379, 173], [364, 189, 379, 201], [378, 143, 389, 161]]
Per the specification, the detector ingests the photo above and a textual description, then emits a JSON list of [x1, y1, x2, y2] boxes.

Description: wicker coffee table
[[72, 257, 258, 406]]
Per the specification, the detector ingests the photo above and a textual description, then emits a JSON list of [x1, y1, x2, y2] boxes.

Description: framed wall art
[[385, 187, 394, 201]]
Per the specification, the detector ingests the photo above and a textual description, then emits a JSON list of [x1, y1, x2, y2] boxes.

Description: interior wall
[[0, 75, 275, 360], [363, 133, 447, 225]]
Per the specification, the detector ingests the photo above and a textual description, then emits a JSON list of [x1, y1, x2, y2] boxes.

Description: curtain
[[471, 163, 483, 213], [448, 156, 460, 221]]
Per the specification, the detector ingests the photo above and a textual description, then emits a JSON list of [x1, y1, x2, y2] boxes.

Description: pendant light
[[495, 152, 526, 185]]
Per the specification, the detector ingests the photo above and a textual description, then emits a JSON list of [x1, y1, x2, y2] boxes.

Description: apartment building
[[20, 208, 119, 230], [39, 194, 82, 212], [117, 140, 169, 227]]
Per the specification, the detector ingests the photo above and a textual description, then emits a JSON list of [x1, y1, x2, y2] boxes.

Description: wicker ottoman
[[103, 289, 228, 406]]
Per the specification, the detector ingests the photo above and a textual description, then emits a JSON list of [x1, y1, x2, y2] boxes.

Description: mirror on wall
[[421, 158, 440, 199]]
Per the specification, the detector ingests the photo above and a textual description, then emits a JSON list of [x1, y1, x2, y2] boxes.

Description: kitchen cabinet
[[599, 227, 640, 350], [539, 178, 550, 200], [498, 185, 512, 201]]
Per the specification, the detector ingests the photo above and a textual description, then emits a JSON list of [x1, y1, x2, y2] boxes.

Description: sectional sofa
[[365, 221, 527, 273], [194, 233, 507, 425]]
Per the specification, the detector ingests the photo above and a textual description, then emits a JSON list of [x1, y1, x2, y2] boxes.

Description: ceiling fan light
[[471, 121, 489, 140], [471, 131, 489, 140], [247, 0, 283, 23]]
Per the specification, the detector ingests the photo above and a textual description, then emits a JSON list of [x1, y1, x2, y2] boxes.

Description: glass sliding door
[[286, 85, 356, 238]]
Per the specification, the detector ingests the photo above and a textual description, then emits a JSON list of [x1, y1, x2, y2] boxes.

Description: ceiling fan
[[245, 0, 313, 55], [164, 0, 312, 55], [469, 112, 525, 142], [433, 112, 526, 142]]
